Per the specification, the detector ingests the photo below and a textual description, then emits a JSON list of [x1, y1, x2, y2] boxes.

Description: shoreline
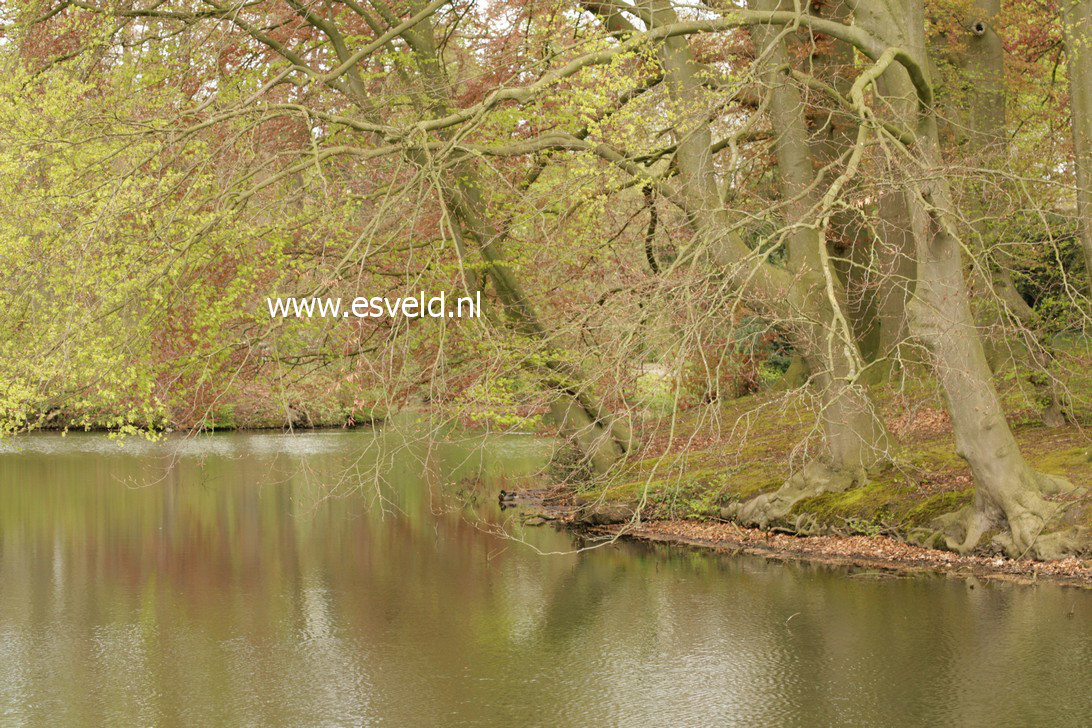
[[516, 493, 1092, 588], [15, 418, 382, 435], [583, 520, 1092, 588]]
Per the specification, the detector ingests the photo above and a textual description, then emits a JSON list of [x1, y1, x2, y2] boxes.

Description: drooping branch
[[415, 10, 933, 136]]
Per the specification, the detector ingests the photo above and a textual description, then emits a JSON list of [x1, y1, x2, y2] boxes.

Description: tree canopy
[[2, 0, 1091, 558]]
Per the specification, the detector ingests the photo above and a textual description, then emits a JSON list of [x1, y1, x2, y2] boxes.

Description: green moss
[[576, 357, 1092, 543], [789, 479, 910, 521], [896, 442, 965, 470], [1029, 445, 1092, 475], [902, 489, 975, 526]]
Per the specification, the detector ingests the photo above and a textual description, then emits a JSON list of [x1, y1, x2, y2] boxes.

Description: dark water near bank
[[0, 429, 1088, 727]]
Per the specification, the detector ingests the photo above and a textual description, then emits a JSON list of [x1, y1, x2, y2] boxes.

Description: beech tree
[[7, 0, 1089, 557], [838, 0, 1079, 556], [1064, 0, 1092, 292]]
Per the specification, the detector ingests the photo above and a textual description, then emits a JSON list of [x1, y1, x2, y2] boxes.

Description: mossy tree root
[[724, 461, 867, 530], [927, 473, 1087, 560]]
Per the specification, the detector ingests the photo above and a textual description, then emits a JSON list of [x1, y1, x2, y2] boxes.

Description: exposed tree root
[[725, 463, 1089, 562], [923, 473, 1088, 560], [723, 461, 867, 530]]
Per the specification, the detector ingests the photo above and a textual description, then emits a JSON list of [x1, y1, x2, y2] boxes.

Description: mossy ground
[[575, 349, 1092, 547]]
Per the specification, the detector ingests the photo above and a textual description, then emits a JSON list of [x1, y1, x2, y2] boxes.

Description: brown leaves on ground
[[597, 519, 1092, 588], [886, 399, 953, 439]]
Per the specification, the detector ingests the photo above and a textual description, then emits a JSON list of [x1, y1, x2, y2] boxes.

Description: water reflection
[[0, 430, 1088, 726]]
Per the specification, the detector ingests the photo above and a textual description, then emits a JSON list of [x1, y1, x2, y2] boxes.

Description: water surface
[[0, 429, 1088, 726]]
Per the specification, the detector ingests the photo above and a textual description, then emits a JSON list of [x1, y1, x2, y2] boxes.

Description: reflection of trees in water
[[0, 434, 1088, 725]]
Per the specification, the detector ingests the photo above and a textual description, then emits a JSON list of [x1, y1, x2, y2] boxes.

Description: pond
[[0, 428, 1088, 726]]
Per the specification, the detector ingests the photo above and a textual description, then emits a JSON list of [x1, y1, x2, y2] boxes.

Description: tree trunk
[[701, 0, 887, 527], [850, 0, 1078, 557], [797, 0, 916, 370], [1063, 0, 1092, 294], [947, 0, 1016, 310], [873, 190, 917, 364], [447, 171, 632, 474], [953, 0, 1071, 425], [749, 0, 889, 470], [645, 0, 887, 481], [401, 3, 631, 474], [803, 0, 891, 367]]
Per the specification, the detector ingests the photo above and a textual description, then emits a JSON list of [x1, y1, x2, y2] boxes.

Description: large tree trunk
[[803, 0, 909, 369], [865, 6, 921, 370], [909, 209, 1075, 558], [447, 170, 632, 474], [872, 191, 917, 364], [850, 0, 1079, 558], [401, 2, 631, 474], [950, 0, 1071, 426], [956, 0, 1029, 323], [642, 0, 888, 482], [728, 0, 889, 527], [1063, 0, 1092, 294]]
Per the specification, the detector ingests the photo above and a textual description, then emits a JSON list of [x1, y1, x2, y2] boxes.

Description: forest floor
[[542, 355, 1092, 583]]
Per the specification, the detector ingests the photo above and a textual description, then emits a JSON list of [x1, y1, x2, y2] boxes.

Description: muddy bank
[[512, 490, 1092, 588], [585, 519, 1092, 589]]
